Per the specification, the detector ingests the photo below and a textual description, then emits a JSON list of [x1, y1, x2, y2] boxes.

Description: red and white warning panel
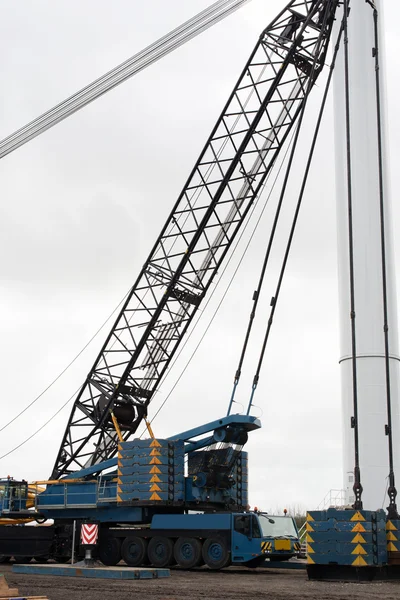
[[80, 523, 99, 545]]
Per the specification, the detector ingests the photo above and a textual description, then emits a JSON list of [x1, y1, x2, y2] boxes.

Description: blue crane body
[[0, 415, 301, 567], [0, 0, 337, 570]]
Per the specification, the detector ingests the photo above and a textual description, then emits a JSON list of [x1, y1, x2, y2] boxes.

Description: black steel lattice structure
[[52, 0, 338, 478]]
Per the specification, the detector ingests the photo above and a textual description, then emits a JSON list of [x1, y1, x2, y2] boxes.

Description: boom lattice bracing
[[52, 0, 338, 478]]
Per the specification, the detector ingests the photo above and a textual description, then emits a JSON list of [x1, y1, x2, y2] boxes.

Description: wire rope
[[0, 0, 251, 160], [0, 288, 131, 432], [245, 1, 343, 416]]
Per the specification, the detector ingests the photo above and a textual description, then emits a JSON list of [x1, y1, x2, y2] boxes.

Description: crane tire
[[147, 536, 173, 567], [34, 555, 49, 563], [202, 537, 230, 570], [121, 536, 148, 567], [13, 556, 32, 564], [174, 537, 202, 568], [98, 537, 121, 566]]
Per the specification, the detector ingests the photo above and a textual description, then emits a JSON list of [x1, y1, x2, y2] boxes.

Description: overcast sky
[[0, 0, 400, 513]]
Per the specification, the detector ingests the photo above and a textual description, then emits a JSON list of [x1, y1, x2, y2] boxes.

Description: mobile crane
[[0, 0, 337, 569]]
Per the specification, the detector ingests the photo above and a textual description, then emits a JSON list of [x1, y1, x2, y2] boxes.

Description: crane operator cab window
[[0, 480, 27, 513], [234, 515, 261, 538]]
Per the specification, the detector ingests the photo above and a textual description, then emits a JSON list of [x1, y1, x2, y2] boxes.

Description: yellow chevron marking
[[150, 492, 161, 501], [117, 469, 122, 476], [352, 555, 367, 567], [117, 452, 122, 459], [351, 511, 366, 522], [306, 533, 314, 543], [117, 495, 122, 503], [306, 513, 314, 522], [150, 439, 162, 448], [351, 544, 367, 555], [150, 475, 162, 483], [150, 483, 162, 492], [150, 448, 161, 456], [117, 478, 122, 485], [307, 544, 314, 554], [352, 523, 366, 532], [387, 531, 398, 541], [386, 520, 397, 531], [306, 523, 314, 532], [150, 457, 162, 464], [387, 542, 398, 552], [150, 466, 162, 474], [307, 555, 315, 564], [351, 534, 367, 544]]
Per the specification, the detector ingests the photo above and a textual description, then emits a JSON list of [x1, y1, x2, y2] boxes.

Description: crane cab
[[0, 479, 28, 516]]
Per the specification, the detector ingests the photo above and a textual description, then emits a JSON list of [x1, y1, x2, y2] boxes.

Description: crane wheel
[[121, 536, 148, 567], [98, 537, 121, 566], [147, 537, 173, 568], [13, 556, 32, 564], [54, 555, 71, 564], [34, 555, 49, 563], [174, 537, 202, 568], [202, 537, 230, 570]]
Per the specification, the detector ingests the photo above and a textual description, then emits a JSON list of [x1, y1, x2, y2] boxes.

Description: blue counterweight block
[[117, 439, 185, 504], [306, 509, 388, 569]]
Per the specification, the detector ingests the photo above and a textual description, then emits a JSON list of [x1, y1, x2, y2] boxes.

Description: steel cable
[[0, 0, 251, 159]]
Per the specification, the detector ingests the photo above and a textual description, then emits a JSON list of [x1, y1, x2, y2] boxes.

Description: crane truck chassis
[[0, 417, 300, 568], [0, 506, 300, 569]]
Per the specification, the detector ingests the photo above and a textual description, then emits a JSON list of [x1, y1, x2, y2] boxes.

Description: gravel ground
[[2, 563, 400, 600]]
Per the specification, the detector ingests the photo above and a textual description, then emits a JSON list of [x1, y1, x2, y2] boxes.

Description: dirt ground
[[2, 562, 400, 600]]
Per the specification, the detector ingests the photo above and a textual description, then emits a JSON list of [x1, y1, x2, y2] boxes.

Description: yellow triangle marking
[[306, 513, 314, 522], [387, 542, 398, 551], [386, 520, 397, 531], [150, 466, 162, 474], [351, 534, 367, 544], [117, 469, 122, 476], [150, 475, 162, 483], [150, 457, 162, 464], [306, 533, 314, 543], [117, 479, 122, 485], [307, 544, 314, 554], [150, 483, 162, 492], [352, 555, 367, 567], [387, 531, 398, 541], [150, 448, 161, 456], [150, 492, 161, 501], [117, 495, 122, 502], [307, 555, 315, 564], [306, 523, 314, 532], [117, 452, 122, 459], [150, 439, 162, 448], [351, 544, 367, 555], [350, 511, 366, 522], [351, 523, 366, 532]]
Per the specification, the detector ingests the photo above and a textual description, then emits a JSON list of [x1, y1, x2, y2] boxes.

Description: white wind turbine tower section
[[334, 0, 400, 509]]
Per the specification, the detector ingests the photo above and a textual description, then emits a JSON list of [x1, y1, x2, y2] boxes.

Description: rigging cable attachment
[[343, 0, 363, 510], [368, 2, 399, 519], [227, 0, 339, 417], [245, 4, 344, 417]]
